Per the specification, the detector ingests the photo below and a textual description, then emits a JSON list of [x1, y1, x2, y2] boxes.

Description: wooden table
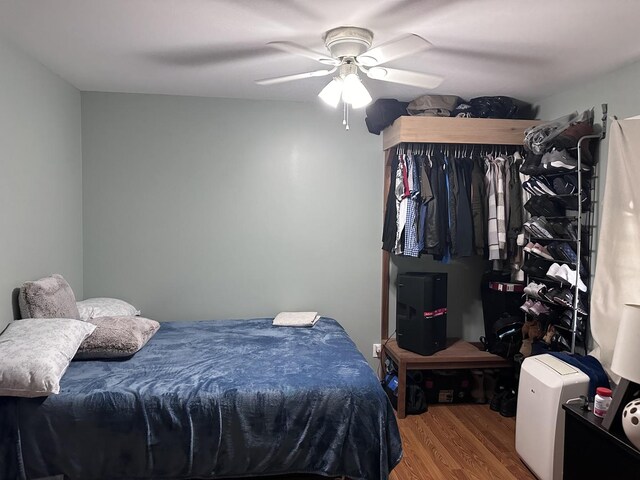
[[383, 338, 512, 418]]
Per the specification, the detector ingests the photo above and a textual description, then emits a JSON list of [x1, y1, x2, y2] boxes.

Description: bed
[[0, 317, 402, 480]]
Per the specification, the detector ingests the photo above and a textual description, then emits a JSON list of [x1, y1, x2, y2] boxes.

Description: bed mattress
[[0, 318, 402, 480]]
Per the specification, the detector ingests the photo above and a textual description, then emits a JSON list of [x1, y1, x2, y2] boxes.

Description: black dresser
[[563, 403, 640, 479]]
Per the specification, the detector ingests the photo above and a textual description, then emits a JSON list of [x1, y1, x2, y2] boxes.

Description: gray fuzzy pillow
[[74, 316, 160, 359], [18, 274, 80, 320]]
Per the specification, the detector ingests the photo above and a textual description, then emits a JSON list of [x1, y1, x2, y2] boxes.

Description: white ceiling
[[1, 0, 639, 104]]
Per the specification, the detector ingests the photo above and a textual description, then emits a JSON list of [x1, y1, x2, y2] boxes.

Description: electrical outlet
[[372, 343, 382, 358]]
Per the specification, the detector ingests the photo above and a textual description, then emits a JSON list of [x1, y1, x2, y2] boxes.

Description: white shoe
[[556, 264, 587, 292], [546, 263, 563, 281]]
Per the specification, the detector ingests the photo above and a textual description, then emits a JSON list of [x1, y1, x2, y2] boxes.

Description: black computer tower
[[396, 272, 448, 356]]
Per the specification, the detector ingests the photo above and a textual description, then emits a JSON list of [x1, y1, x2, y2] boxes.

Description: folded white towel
[[273, 311, 320, 327]]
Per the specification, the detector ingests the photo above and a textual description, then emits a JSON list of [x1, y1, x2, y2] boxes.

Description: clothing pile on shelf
[[516, 109, 597, 358], [364, 94, 535, 135], [381, 145, 527, 273], [406, 95, 535, 120]]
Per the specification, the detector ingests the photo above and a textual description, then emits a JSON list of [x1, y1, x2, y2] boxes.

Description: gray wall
[[0, 37, 82, 331], [81, 92, 386, 361], [534, 57, 640, 274]]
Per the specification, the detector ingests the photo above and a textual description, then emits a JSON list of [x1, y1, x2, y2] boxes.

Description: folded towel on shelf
[[273, 311, 320, 327]]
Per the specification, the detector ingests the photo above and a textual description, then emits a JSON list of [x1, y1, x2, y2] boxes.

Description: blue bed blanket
[[0, 318, 402, 480]]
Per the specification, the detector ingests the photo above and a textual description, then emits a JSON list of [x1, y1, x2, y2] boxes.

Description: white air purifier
[[515, 354, 589, 480]]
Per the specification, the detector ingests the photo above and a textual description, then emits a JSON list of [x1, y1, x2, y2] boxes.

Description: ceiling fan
[[255, 26, 443, 111]]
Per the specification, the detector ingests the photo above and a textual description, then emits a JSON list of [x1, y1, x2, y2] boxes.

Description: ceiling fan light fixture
[[341, 73, 372, 109], [318, 77, 344, 108], [367, 66, 387, 79]]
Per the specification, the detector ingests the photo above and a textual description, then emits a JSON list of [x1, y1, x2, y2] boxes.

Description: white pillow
[[0, 318, 95, 397], [76, 298, 140, 320]]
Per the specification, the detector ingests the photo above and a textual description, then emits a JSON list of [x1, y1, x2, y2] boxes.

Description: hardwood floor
[[391, 404, 536, 480]]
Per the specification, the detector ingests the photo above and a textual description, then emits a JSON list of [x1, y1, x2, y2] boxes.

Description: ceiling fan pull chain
[[343, 102, 350, 130]]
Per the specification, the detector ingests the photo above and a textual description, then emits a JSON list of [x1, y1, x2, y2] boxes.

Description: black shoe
[[551, 331, 572, 351], [490, 388, 507, 411], [500, 389, 518, 417], [553, 176, 577, 195], [520, 153, 543, 175], [522, 258, 551, 278], [524, 196, 566, 217]]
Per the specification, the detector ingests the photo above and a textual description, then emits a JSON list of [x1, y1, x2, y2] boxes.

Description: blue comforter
[[0, 318, 402, 480]]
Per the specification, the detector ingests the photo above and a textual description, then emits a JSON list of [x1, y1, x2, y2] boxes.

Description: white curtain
[[590, 118, 640, 378]]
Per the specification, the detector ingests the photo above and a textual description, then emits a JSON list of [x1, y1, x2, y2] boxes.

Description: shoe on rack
[[545, 241, 563, 260], [524, 281, 547, 300], [547, 219, 578, 240], [543, 287, 563, 304], [526, 217, 555, 239], [520, 299, 536, 314], [523, 179, 549, 196], [524, 196, 566, 218], [531, 243, 554, 260], [540, 149, 578, 170], [553, 241, 577, 262], [531, 177, 557, 195], [523, 241, 536, 253], [552, 113, 595, 165], [550, 288, 588, 314], [564, 221, 579, 241], [546, 263, 564, 281], [551, 288, 575, 308], [560, 310, 586, 332], [551, 331, 572, 352], [529, 301, 551, 317], [555, 264, 588, 292], [553, 176, 577, 195], [523, 217, 540, 237], [520, 153, 543, 175], [523, 258, 551, 278]]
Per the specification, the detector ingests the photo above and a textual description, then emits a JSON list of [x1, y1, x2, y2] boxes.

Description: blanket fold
[[273, 311, 320, 327]]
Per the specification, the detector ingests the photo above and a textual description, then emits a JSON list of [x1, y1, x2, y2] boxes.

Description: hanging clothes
[[470, 156, 486, 255], [445, 155, 460, 258], [416, 154, 433, 253], [403, 153, 421, 257], [422, 154, 441, 254], [507, 152, 524, 259], [393, 154, 409, 255], [382, 143, 524, 271], [495, 155, 508, 259], [454, 156, 474, 257], [431, 151, 449, 260], [382, 154, 400, 252]]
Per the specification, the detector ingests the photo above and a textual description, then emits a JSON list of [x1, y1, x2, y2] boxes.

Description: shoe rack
[[521, 106, 608, 355]]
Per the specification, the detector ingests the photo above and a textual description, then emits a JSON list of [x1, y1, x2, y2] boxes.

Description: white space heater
[[515, 354, 589, 480]]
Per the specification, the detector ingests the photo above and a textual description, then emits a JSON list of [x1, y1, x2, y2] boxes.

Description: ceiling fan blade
[[267, 41, 339, 66], [356, 34, 432, 67], [255, 68, 336, 86], [365, 66, 443, 89]]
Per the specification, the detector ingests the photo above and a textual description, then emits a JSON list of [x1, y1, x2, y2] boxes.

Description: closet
[[379, 116, 541, 419]]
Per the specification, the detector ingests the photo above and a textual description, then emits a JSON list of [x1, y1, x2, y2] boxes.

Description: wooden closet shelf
[[382, 116, 542, 150]]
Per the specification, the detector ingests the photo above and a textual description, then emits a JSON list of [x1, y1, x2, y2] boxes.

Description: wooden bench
[[383, 338, 512, 418]]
